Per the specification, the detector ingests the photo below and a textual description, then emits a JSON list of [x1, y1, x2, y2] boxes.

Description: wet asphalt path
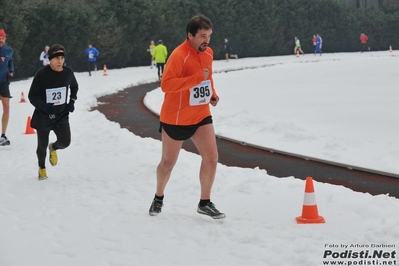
[[93, 82, 399, 198]]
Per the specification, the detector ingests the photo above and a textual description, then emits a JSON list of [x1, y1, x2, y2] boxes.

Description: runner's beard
[[198, 43, 207, 52]]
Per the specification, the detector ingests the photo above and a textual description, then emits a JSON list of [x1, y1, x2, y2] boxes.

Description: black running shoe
[[197, 202, 226, 219], [0, 136, 10, 146], [149, 198, 163, 216]]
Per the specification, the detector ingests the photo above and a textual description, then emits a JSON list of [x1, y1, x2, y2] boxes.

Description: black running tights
[[36, 123, 71, 168], [157, 63, 165, 78]]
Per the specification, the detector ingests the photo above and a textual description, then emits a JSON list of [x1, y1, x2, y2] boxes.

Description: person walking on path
[[312, 35, 317, 53], [86, 44, 100, 76], [152, 39, 168, 81], [28, 44, 79, 180], [360, 33, 369, 53], [148, 14, 226, 219], [315, 34, 323, 55], [224, 38, 238, 61], [294, 37, 305, 56], [147, 40, 156, 68], [39, 45, 50, 66], [0, 29, 14, 146]]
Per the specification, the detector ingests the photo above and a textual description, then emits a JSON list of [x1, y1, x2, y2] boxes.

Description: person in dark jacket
[[28, 44, 79, 180], [224, 38, 238, 62]]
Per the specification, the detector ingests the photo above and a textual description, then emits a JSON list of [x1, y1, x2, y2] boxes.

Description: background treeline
[[1, 0, 399, 79]]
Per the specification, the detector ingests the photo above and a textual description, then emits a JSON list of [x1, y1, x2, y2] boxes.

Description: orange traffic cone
[[24, 116, 36, 134], [389, 45, 392, 52], [103, 64, 108, 76], [296, 177, 325, 224], [19, 92, 26, 103]]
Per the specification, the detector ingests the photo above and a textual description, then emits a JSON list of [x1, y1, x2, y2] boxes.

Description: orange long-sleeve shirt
[[160, 40, 218, 125]]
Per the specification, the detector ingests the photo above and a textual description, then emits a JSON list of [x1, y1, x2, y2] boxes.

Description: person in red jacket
[[360, 33, 369, 53], [148, 14, 225, 220], [312, 35, 317, 54]]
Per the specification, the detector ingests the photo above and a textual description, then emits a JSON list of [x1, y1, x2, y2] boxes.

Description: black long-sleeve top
[[28, 65, 78, 114]]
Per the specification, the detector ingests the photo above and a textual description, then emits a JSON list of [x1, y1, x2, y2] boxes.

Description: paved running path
[[94, 82, 399, 198]]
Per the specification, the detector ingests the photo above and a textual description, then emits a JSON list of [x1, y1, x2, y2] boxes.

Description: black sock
[[51, 143, 58, 150], [199, 199, 210, 207], [154, 194, 164, 201], [1, 134, 5, 138]]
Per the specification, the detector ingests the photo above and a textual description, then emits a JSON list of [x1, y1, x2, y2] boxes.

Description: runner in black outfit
[[28, 44, 79, 180]]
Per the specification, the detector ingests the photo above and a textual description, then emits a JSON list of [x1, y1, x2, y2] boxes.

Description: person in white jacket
[[39, 46, 50, 66]]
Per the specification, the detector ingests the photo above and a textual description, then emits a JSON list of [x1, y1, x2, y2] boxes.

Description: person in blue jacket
[[315, 34, 323, 56], [0, 29, 14, 146], [86, 44, 100, 76]]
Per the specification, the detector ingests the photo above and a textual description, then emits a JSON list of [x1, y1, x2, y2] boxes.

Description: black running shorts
[[159, 116, 213, 141], [0, 82, 12, 98]]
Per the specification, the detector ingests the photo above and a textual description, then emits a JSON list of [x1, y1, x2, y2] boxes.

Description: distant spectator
[[153, 39, 168, 81], [359, 33, 369, 53], [312, 35, 317, 53], [147, 40, 156, 68], [86, 44, 100, 76], [224, 38, 238, 61], [39, 46, 50, 66], [315, 34, 322, 56], [294, 37, 305, 56]]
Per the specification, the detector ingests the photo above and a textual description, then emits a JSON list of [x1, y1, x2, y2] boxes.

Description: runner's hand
[[68, 100, 75, 113], [210, 96, 219, 107]]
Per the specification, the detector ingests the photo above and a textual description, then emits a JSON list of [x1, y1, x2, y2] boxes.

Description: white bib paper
[[45, 86, 67, 106], [189, 80, 212, 106]]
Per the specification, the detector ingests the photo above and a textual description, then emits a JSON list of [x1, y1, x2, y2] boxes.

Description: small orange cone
[[103, 64, 108, 76], [389, 45, 392, 52], [24, 116, 36, 134], [296, 177, 325, 224], [19, 92, 26, 103]]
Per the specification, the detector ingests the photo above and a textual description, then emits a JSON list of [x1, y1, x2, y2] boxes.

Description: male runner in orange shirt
[[149, 14, 225, 219]]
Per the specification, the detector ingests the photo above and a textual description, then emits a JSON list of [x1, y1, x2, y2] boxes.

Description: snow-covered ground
[[1, 51, 398, 266]]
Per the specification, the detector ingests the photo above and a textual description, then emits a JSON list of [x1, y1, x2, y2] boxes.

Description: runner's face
[[0, 36, 5, 47], [188, 29, 212, 52], [49, 50, 65, 72]]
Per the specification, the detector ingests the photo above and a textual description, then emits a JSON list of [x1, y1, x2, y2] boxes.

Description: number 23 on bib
[[189, 80, 212, 106], [45, 86, 67, 106]]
